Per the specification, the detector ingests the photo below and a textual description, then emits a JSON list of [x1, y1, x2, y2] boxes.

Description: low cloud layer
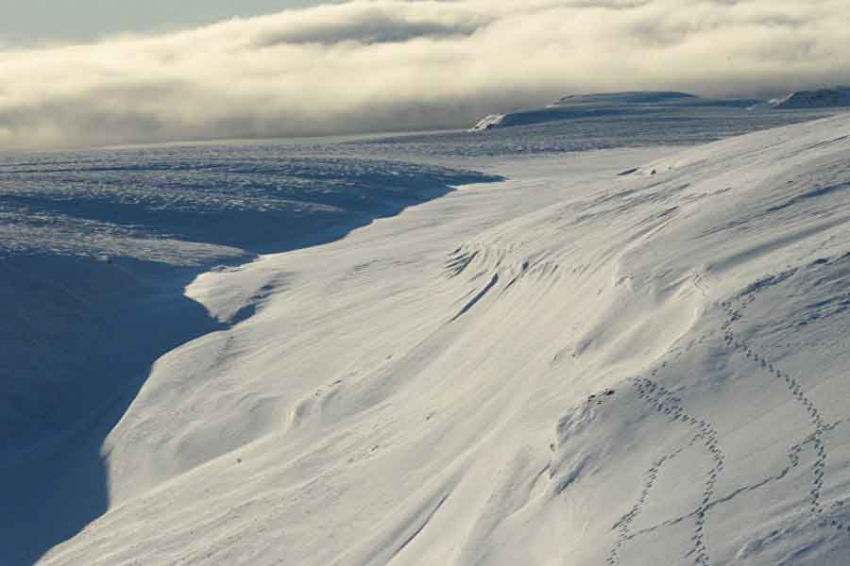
[[2, 0, 849, 150]]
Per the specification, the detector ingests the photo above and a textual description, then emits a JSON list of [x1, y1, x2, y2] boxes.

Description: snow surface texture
[[351, 107, 835, 164], [0, 154, 500, 565], [0, 151, 499, 450], [3, 112, 850, 565], [469, 92, 763, 132]]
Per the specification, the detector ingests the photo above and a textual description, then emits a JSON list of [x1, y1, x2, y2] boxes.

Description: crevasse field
[[2, 106, 849, 565]]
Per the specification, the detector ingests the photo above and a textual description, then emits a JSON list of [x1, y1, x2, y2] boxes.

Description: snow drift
[[11, 113, 849, 566], [0, 153, 500, 565], [0, 152, 497, 457]]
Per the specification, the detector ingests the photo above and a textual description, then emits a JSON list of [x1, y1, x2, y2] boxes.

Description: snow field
[[32, 115, 850, 565]]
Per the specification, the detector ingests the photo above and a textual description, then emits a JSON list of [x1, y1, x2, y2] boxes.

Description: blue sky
[[0, 0, 331, 43]]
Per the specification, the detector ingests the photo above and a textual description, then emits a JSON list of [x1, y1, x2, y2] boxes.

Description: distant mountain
[[470, 91, 761, 131], [769, 86, 850, 109], [551, 91, 698, 105]]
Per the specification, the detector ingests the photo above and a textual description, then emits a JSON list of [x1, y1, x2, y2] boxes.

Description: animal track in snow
[[586, 389, 616, 407], [721, 287, 849, 541], [609, 277, 849, 565], [608, 378, 724, 566]]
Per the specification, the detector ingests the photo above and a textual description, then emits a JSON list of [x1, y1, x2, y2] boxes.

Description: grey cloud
[[1, 0, 849, 150], [254, 11, 487, 46]]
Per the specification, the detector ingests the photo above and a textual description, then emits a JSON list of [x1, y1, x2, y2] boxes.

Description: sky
[[0, 1, 331, 44], [1, 0, 850, 150]]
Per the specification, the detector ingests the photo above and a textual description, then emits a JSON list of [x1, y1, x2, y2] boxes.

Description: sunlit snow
[[1, 106, 849, 566]]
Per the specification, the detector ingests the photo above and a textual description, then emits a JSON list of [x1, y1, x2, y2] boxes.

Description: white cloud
[[1, 0, 849, 150]]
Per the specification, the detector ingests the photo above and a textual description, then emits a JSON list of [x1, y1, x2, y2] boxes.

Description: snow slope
[[0, 153, 500, 565], [19, 114, 850, 565], [0, 151, 498, 453]]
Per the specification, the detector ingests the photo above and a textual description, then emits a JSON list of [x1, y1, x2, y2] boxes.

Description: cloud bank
[[2, 0, 849, 150]]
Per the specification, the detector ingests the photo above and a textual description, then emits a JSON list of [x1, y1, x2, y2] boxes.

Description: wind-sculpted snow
[[0, 149, 497, 449], [0, 150, 498, 260], [0, 151, 500, 565], [11, 114, 848, 566]]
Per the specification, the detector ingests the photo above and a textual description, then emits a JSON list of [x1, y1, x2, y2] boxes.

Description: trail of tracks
[[722, 292, 850, 540], [607, 377, 724, 566], [608, 281, 849, 565]]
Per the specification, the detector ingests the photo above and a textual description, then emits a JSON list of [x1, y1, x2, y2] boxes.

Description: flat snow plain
[[2, 108, 849, 565]]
